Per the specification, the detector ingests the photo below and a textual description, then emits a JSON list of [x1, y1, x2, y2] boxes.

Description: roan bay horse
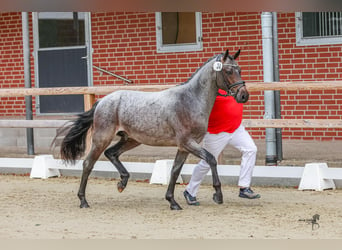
[[58, 49, 249, 210]]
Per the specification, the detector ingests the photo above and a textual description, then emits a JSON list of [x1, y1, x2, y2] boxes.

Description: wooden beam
[[246, 81, 342, 91], [84, 94, 95, 111], [242, 119, 342, 128], [1, 81, 342, 97], [0, 85, 174, 97], [1, 119, 342, 129], [0, 120, 70, 128]]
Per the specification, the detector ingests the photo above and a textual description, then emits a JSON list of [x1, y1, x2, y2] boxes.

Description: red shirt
[[207, 90, 243, 134]]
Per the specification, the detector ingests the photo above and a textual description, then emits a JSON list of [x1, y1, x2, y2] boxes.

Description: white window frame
[[155, 12, 203, 53], [295, 12, 342, 46]]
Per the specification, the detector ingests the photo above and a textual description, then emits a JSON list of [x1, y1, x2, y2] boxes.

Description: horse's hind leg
[[78, 142, 110, 208], [165, 150, 189, 210], [104, 132, 141, 193]]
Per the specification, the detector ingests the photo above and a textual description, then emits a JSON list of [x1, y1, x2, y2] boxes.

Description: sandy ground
[[0, 174, 341, 239]]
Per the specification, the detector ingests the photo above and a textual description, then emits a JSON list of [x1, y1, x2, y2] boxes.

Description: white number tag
[[213, 62, 223, 71]]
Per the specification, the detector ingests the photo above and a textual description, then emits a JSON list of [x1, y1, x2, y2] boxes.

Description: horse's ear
[[233, 49, 241, 59], [222, 49, 229, 61]]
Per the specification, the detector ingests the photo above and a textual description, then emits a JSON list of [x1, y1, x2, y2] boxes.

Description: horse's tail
[[59, 101, 99, 164]]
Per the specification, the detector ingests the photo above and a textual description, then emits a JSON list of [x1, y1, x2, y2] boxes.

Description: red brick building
[[1, 12, 342, 141]]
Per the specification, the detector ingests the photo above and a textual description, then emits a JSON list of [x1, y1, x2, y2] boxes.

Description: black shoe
[[239, 187, 261, 199], [183, 190, 200, 206]]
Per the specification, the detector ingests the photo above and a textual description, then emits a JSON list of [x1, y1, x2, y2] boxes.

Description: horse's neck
[[186, 62, 218, 113], [192, 62, 217, 96]]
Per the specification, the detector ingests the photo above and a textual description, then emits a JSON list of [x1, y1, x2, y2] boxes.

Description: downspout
[[272, 12, 283, 162], [22, 12, 35, 155], [261, 12, 277, 165]]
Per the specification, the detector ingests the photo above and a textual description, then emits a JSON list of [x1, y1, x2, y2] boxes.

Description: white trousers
[[186, 124, 257, 197]]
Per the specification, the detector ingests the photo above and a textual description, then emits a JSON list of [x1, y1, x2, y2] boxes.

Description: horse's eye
[[226, 68, 233, 75]]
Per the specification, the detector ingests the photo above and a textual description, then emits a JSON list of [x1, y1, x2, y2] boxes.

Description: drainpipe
[[272, 12, 283, 162], [261, 12, 277, 165], [22, 12, 35, 155]]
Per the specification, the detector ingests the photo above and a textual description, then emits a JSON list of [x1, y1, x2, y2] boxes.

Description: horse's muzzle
[[236, 90, 249, 103]]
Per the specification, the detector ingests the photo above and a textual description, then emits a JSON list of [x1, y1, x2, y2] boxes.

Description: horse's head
[[214, 49, 249, 103]]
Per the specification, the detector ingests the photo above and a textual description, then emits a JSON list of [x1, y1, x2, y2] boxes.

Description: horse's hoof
[[117, 182, 126, 193], [170, 204, 183, 210], [213, 193, 223, 204], [80, 202, 90, 208]]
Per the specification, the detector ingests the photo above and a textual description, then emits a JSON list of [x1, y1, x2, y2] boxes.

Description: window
[[155, 12, 202, 53], [296, 12, 342, 46], [38, 12, 86, 48], [33, 12, 91, 114]]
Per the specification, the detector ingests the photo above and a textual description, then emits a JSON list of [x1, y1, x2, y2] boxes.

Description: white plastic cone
[[30, 155, 61, 179], [298, 162, 335, 191], [150, 159, 183, 185]]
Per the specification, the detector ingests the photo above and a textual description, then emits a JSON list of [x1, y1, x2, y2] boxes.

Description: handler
[[184, 89, 260, 205]]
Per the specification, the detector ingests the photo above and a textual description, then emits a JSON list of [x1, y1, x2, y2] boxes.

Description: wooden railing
[[1, 81, 342, 129]]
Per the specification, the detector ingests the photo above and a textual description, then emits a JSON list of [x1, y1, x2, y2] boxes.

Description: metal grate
[[303, 12, 342, 38]]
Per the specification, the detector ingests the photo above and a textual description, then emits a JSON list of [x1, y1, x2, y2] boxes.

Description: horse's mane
[[179, 53, 222, 86]]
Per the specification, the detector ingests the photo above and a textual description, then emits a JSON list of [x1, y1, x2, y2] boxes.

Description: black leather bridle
[[215, 55, 246, 98]]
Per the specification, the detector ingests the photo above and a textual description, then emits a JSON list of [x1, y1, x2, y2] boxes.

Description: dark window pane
[[38, 12, 85, 48], [303, 12, 342, 37], [302, 12, 320, 37], [38, 48, 87, 113], [161, 12, 196, 45]]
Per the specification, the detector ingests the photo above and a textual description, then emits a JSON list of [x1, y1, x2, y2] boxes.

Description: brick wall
[[276, 13, 342, 140], [0, 12, 27, 116], [1, 12, 342, 140], [91, 12, 264, 85]]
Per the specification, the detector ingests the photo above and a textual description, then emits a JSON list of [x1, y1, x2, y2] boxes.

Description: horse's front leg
[[185, 141, 223, 204], [165, 150, 189, 210], [208, 153, 223, 204]]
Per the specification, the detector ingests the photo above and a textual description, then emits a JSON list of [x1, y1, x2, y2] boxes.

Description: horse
[[57, 49, 249, 210]]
